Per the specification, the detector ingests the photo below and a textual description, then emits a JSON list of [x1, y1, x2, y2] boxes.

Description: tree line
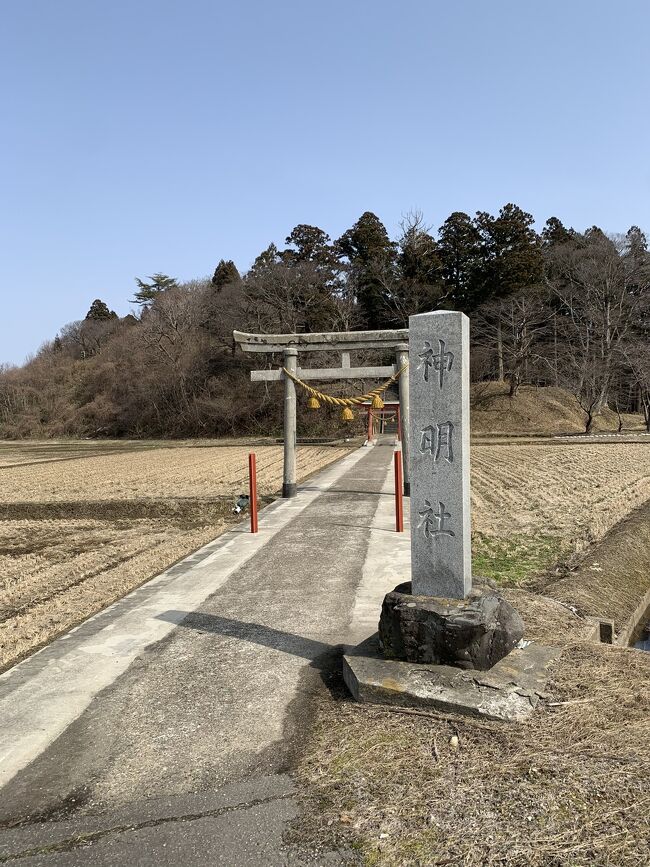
[[1, 205, 648, 438]]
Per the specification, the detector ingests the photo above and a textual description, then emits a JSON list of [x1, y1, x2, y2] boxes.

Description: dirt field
[[472, 441, 650, 543], [0, 441, 351, 671], [0, 440, 161, 468], [0, 441, 350, 502], [470, 441, 650, 586]]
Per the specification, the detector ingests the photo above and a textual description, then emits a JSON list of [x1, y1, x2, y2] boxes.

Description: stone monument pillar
[[377, 309, 524, 671], [408, 311, 471, 599]]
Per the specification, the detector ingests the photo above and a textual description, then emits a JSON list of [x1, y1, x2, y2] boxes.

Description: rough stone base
[[343, 634, 560, 722], [378, 581, 525, 670]]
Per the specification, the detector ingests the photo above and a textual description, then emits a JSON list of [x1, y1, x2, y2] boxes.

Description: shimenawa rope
[[281, 363, 408, 407]]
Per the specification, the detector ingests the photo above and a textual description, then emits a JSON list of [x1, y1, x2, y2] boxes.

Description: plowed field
[[0, 443, 347, 503], [468, 440, 650, 590], [472, 441, 650, 544]]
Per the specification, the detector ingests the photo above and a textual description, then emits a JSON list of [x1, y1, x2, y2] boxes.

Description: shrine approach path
[[0, 438, 401, 866]]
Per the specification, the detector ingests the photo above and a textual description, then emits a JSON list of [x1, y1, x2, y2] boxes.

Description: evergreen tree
[[211, 259, 241, 289], [249, 244, 281, 277], [547, 227, 649, 423], [282, 225, 337, 269], [583, 226, 614, 247], [398, 219, 441, 285], [85, 299, 117, 321], [622, 226, 650, 299], [542, 217, 575, 247], [624, 225, 648, 260], [437, 212, 482, 310], [336, 212, 396, 329], [281, 224, 342, 328], [473, 204, 543, 307], [131, 273, 178, 305], [542, 219, 582, 293]]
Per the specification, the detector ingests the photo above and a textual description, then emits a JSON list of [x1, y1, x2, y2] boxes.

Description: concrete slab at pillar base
[[343, 635, 560, 722]]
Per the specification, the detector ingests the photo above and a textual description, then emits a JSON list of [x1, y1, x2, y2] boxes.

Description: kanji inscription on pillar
[[409, 311, 471, 598]]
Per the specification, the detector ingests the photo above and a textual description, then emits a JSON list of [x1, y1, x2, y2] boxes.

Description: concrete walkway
[[0, 439, 409, 865]]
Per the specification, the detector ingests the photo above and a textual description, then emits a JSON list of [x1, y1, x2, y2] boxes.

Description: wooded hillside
[[1, 207, 648, 438]]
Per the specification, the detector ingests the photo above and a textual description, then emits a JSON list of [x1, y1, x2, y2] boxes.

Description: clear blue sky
[[1, 0, 649, 364]]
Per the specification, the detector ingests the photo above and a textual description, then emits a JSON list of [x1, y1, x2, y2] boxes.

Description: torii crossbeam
[[233, 329, 411, 497]]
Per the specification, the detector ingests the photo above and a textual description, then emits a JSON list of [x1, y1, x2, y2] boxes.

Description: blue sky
[[1, 0, 649, 364]]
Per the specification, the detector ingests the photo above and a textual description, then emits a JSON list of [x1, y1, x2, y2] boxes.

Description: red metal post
[[248, 452, 258, 534], [367, 407, 373, 443], [394, 450, 404, 532]]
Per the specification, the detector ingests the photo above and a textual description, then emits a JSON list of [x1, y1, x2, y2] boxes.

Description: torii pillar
[[396, 342, 410, 496], [282, 348, 298, 498]]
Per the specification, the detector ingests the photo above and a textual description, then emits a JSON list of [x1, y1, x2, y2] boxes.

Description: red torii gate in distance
[[364, 401, 401, 444], [233, 329, 411, 497]]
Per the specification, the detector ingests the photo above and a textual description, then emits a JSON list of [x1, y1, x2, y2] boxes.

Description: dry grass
[[543, 499, 650, 632], [471, 382, 646, 435], [296, 593, 650, 866], [0, 440, 351, 671]]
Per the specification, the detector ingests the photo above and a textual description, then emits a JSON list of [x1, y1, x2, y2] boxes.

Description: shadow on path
[[156, 611, 337, 672]]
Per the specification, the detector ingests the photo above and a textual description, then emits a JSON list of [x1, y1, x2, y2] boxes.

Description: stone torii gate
[[233, 329, 411, 498]]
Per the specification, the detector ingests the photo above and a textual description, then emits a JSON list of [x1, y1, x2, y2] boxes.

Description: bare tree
[[242, 259, 344, 334], [557, 338, 612, 432], [330, 275, 363, 332], [624, 343, 650, 432], [546, 230, 650, 417], [137, 285, 207, 430], [474, 289, 553, 397], [197, 277, 247, 354]]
